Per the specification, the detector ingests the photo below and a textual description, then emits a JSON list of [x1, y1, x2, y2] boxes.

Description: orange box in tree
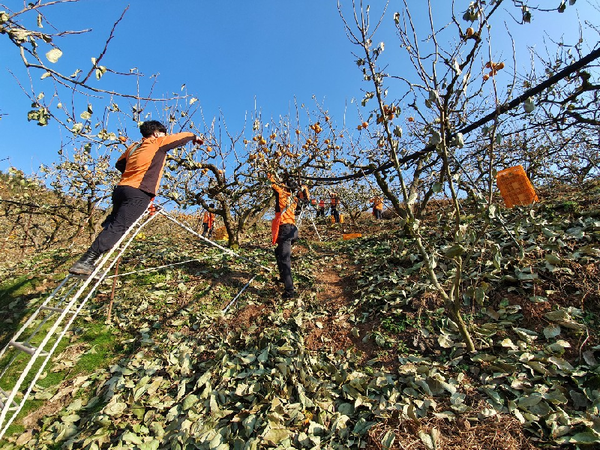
[[496, 165, 539, 208]]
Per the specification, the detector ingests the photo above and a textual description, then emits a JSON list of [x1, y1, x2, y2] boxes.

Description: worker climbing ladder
[[0, 203, 271, 439], [0, 204, 158, 439]]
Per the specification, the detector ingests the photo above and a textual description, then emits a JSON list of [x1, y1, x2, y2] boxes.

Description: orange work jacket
[[298, 185, 310, 201], [371, 197, 384, 210], [203, 211, 215, 228], [116, 132, 196, 195], [268, 174, 297, 225]]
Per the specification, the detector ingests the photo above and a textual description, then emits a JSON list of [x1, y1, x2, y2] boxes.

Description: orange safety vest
[[298, 185, 310, 201], [268, 174, 297, 244], [203, 210, 215, 228], [268, 174, 297, 225]]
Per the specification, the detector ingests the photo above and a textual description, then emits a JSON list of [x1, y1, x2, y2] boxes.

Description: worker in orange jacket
[[69, 121, 203, 275], [371, 196, 384, 220], [268, 173, 299, 299], [295, 183, 310, 215], [202, 204, 215, 238], [330, 192, 340, 223], [316, 199, 326, 218]]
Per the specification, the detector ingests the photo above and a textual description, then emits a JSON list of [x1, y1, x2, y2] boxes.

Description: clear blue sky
[[1, 0, 597, 175]]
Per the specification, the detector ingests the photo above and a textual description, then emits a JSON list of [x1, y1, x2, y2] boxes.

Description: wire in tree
[[302, 46, 600, 185]]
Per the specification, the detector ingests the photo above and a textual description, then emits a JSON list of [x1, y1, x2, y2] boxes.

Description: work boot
[[69, 250, 100, 276], [282, 290, 298, 300]]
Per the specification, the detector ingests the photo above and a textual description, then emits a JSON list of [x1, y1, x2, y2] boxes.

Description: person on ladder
[[202, 204, 215, 238], [69, 120, 204, 276], [268, 172, 299, 300], [295, 181, 310, 215]]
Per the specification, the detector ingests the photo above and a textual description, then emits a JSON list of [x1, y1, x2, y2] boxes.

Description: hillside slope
[[1, 181, 599, 449]]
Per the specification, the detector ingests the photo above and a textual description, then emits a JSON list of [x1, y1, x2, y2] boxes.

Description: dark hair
[[286, 178, 298, 192], [139, 120, 167, 138], [209, 203, 214, 208]]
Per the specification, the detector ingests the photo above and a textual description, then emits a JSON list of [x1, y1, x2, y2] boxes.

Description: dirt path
[[297, 245, 383, 362]]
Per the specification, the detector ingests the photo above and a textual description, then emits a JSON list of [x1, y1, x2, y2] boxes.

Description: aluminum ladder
[[0, 204, 158, 439]]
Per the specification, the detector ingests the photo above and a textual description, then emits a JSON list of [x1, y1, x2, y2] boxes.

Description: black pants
[[90, 185, 153, 254], [374, 208, 382, 219], [202, 223, 213, 238], [331, 207, 340, 223], [274, 223, 298, 293]]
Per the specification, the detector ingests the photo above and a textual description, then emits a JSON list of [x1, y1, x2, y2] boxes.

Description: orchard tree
[[164, 102, 341, 247], [165, 120, 272, 248], [1, 0, 203, 246], [0, 168, 79, 252], [450, 4, 600, 189], [337, 0, 501, 350], [337, 0, 590, 351], [0, 0, 166, 130], [516, 36, 600, 184], [39, 142, 122, 237]]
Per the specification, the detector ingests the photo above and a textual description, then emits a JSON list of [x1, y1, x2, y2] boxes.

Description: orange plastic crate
[[496, 165, 538, 208]]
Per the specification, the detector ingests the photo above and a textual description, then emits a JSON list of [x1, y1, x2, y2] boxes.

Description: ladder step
[[0, 389, 18, 411], [9, 341, 48, 357], [40, 306, 75, 314]]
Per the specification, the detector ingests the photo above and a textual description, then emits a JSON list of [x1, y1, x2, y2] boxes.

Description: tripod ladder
[[0, 204, 158, 439]]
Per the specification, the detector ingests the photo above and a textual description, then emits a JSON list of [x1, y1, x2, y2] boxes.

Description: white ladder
[[0, 204, 158, 439], [0, 204, 273, 439], [296, 206, 322, 241]]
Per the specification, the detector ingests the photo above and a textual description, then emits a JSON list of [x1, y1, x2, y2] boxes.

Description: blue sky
[[1, 0, 598, 175]]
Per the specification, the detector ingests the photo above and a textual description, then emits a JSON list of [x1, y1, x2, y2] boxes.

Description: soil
[[21, 343, 90, 429], [304, 264, 356, 352], [3, 184, 599, 450]]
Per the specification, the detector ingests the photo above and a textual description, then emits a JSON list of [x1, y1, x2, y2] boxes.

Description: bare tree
[[336, 0, 593, 351]]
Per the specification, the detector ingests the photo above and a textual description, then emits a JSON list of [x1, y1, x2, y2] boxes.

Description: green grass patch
[[71, 322, 126, 375], [0, 275, 38, 303]]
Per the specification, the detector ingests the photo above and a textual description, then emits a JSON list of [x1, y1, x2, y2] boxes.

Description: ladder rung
[[40, 306, 74, 314], [0, 389, 18, 411], [9, 341, 48, 356], [0, 402, 17, 411]]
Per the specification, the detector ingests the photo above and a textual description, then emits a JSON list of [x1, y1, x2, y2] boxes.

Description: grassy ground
[[0, 181, 599, 449]]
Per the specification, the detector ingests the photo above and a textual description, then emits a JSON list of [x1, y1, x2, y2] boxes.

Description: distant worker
[[295, 182, 310, 215], [69, 121, 203, 275], [316, 199, 326, 218], [371, 196, 384, 220], [330, 192, 340, 223], [202, 203, 215, 238], [268, 173, 299, 299]]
